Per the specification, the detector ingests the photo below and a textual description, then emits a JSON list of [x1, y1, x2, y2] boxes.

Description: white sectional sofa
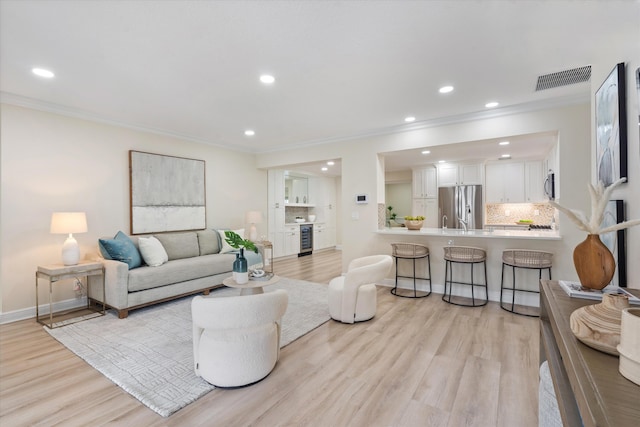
[[88, 229, 261, 318]]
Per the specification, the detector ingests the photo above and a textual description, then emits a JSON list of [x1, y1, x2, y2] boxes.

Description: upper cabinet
[[485, 162, 525, 203], [412, 167, 437, 198], [525, 160, 545, 203], [284, 174, 312, 205], [437, 163, 482, 186]]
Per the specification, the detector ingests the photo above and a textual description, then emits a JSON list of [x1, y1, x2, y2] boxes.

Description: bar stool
[[500, 249, 553, 317], [390, 243, 431, 298], [442, 246, 488, 307]]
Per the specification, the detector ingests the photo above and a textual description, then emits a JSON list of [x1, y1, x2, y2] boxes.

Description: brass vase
[[573, 234, 615, 290]]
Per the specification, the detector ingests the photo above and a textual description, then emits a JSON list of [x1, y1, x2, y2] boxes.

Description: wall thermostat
[[355, 194, 368, 204]]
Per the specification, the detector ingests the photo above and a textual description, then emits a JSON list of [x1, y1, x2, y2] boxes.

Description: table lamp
[[50, 212, 88, 265], [245, 211, 263, 241]]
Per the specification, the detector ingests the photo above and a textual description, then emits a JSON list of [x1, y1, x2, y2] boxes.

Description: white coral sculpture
[[550, 178, 640, 235]]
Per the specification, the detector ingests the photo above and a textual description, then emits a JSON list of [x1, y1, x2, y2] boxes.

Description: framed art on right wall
[[601, 199, 626, 288], [595, 62, 627, 187]]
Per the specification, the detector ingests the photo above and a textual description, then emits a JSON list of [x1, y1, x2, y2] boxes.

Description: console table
[[540, 280, 640, 427]]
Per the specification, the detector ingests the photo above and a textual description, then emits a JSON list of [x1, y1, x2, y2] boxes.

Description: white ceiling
[[1, 1, 638, 174]]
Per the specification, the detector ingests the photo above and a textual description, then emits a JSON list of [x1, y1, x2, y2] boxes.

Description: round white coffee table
[[222, 275, 280, 295]]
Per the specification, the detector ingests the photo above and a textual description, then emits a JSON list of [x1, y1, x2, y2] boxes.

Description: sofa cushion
[[155, 232, 200, 260], [197, 229, 220, 255], [138, 236, 169, 267], [217, 228, 245, 254], [127, 253, 236, 292], [98, 231, 143, 269]]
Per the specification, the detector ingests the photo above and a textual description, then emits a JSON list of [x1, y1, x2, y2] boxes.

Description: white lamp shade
[[50, 212, 88, 234], [245, 211, 263, 224]]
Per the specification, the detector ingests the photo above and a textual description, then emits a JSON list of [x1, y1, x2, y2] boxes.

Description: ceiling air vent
[[535, 65, 591, 91]]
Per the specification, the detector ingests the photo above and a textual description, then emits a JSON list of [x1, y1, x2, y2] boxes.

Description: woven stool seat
[[500, 249, 553, 317], [442, 246, 488, 307], [392, 243, 430, 259], [502, 250, 553, 269], [444, 246, 486, 263], [390, 243, 431, 298]]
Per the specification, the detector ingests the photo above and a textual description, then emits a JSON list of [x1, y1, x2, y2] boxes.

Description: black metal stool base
[[442, 259, 488, 307], [500, 262, 551, 317], [391, 254, 432, 299]]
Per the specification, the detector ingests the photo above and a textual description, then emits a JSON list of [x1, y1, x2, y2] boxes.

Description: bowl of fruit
[[404, 216, 425, 230]]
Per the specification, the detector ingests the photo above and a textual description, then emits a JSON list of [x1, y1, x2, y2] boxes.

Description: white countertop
[[376, 227, 561, 240], [284, 222, 323, 226]]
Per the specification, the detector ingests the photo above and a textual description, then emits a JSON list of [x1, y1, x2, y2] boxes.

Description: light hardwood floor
[[0, 249, 539, 426]]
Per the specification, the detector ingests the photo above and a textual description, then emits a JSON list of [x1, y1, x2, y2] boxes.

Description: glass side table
[[35, 261, 105, 329], [258, 241, 274, 274]]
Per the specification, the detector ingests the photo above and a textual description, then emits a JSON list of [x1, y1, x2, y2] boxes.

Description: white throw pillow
[[138, 236, 169, 267], [217, 228, 245, 254]]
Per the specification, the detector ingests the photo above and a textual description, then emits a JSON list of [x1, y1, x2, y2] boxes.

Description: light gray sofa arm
[[88, 258, 129, 315]]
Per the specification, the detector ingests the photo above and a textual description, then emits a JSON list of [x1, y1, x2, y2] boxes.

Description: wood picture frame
[[595, 62, 627, 187], [129, 150, 206, 234], [601, 199, 626, 288]]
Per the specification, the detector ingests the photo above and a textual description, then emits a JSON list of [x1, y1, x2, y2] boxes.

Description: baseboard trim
[[0, 297, 88, 325]]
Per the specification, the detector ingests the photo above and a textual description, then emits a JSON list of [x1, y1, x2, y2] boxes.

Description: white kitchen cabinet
[[412, 198, 438, 228], [437, 163, 482, 186], [412, 167, 437, 198], [282, 225, 300, 256], [525, 160, 545, 202], [485, 162, 525, 203], [459, 163, 482, 185], [313, 223, 335, 250], [437, 164, 458, 187]]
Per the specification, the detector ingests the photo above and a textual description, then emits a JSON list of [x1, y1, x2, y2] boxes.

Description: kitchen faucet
[[458, 218, 468, 232], [442, 215, 447, 229]]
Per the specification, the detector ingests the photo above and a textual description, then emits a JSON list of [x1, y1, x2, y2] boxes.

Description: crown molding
[[2, 91, 589, 155], [260, 93, 590, 153], [0, 92, 254, 154]]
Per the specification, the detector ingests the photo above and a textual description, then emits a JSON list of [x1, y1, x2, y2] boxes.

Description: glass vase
[[232, 248, 249, 284]]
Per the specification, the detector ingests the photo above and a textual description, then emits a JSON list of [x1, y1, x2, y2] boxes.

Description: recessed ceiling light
[[421, 150, 431, 155], [501, 154, 511, 158], [404, 116, 416, 123], [327, 161, 335, 166], [321, 167, 328, 172], [439, 86, 454, 94], [485, 101, 499, 108], [259, 74, 275, 84], [499, 141, 510, 145], [438, 160, 446, 163], [32, 68, 55, 78], [244, 130, 255, 136]]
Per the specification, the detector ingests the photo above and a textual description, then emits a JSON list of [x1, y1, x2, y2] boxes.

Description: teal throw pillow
[[98, 231, 143, 269]]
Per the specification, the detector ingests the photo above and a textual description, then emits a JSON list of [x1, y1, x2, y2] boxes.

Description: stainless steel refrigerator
[[438, 185, 483, 230]]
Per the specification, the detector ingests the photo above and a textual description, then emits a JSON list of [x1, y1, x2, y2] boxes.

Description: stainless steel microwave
[[544, 171, 555, 200]]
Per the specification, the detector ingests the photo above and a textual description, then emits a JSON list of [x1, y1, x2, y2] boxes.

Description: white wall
[[0, 104, 266, 317]]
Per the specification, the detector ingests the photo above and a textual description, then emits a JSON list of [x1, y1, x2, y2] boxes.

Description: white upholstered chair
[[328, 255, 393, 324], [192, 289, 288, 387]]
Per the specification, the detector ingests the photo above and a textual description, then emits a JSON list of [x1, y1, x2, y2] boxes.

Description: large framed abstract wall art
[[129, 151, 206, 234], [595, 62, 627, 187]]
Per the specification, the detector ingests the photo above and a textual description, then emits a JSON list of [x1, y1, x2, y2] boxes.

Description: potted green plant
[[224, 231, 258, 284]]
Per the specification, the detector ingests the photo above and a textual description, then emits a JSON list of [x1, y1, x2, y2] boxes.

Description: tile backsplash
[[485, 202, 555, 225]]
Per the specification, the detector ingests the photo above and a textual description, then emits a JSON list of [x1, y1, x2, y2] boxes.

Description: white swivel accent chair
[[192, 289, 288, 387], [328, 255, 392, 324]]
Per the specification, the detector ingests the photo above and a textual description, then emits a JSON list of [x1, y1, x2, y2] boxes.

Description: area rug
[[45, 277, 329, 417]]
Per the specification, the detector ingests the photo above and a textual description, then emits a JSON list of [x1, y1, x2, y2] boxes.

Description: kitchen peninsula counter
[[376, 227, 561, 240]]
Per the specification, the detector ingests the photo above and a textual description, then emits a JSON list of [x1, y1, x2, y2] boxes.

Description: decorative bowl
[[295, 218, 305, 223], [308, 215, 316, 222], [406, 220, 424, 230]]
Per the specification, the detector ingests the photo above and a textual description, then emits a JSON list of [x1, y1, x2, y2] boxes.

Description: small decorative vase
[[232, 248, 248, 284], [573, 234, 615, 290], [406, 220, 424, 230], [570, 293, 630, 355]]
